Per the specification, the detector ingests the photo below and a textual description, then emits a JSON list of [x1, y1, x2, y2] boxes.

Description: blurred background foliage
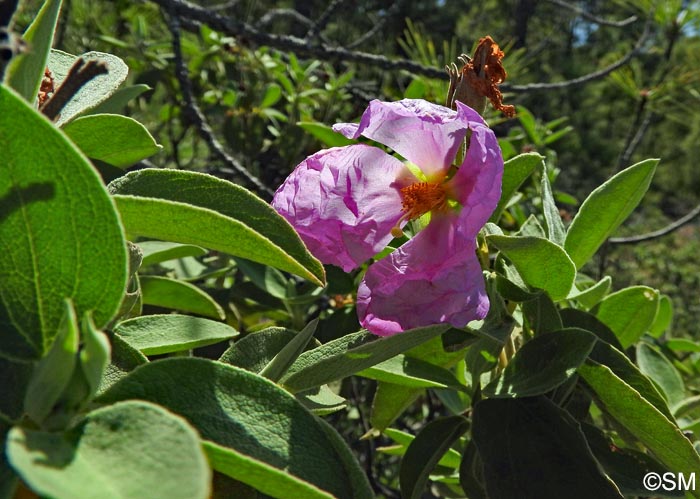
[[14, 0, 700, 441]]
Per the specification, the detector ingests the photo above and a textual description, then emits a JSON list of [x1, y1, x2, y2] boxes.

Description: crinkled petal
[[357, 214, 489, 336], [333, 99, 471, 180], [448, 102, 504, 236], [272, 144, 416, 272]]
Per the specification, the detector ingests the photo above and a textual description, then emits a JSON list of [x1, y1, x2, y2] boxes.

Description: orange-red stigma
[[391, 182, 448, 238]]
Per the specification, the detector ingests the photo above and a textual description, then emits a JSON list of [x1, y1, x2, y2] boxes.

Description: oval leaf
[[139, 275, 225, 320], [109, 169, 324, 286], [483, 328, 596, 398], [649, 294, 673, 338], [0, 85, 127, 360], [578, 360, 700, 489], [595, 286, 659, 348], [636, 342, 685, 409], [472, 397, 624, 499], [7, 400, 210, 499], [565, 159, 658, 269], [48, 50, 129, 126], [114, 314, 238, 355], [63, 114, 162, 168], [488, 235, 575, 301], [96, 358, 373, 499]]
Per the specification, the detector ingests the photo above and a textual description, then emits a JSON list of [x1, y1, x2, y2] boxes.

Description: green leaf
[[109, 169, 325, 286], [489, 152, 543, 223], [568, 276, 612, 309], [23, 301, 78, 425], [383, 428, 462, 468], [114, 314, 238, 355], [280, 325, 449, 393], [63, 114, 161, 168], [472, 397, 624, 499], [86, 84, 150, 115], [521, 292, 563, 335], [79, 313, 110, 401], [581, 423, 683, 498], [400, 416, 470, 499], [98, 333, 147, 395], [578, 361, 700, 494], [560, 308, 623, 350], [297, 121, 355, 147], [359, 354, 464, 390], [203, 441, 334, 499], [588, 340, 673, 420], [4, 0, 62, 102], [484, 329, 596, 398], [649, 294, 673, 338], [0, 85, 127, 360], [404, 78, 427, 99], [7, 400, 210, 499], [260, 83, 282, 108], [541, 170, 566, 246], [235, 257, 290, 299], [259, 319, 318, 382], [595, 286, 659, 347], [96, 358, 373, 499], [138, 240, 207, 267], [565, 159, 658, 269], [297, 385, 347, 416], [488, 235, 576, 300], [219, 327, 297, 373], [666, 338, 700, 353], [636, 342, 685, 409], [47, 50, 129, 126], [139, 275, 225, 320]]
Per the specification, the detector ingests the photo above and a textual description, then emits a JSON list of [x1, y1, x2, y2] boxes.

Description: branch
[[500, 21, 651, 92], [609, 203, 700, 244], [147, 0, 649, 95], [165, 9, 274, 198], [544, 0, 637, 28], [148, 0, 447, 78]]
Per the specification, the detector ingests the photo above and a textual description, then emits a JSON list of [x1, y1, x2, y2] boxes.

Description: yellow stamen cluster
[[391, 182, 448, 238]]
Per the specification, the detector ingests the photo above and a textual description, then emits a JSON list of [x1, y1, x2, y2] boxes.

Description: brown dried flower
[[38, 67, 55, 107], [446, 36, 515, 118]]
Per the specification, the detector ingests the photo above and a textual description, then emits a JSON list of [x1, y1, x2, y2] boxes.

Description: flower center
[[391, 181, 448, 238]]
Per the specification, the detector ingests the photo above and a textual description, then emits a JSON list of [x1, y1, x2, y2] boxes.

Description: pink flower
[[272, 99, 503, 335]]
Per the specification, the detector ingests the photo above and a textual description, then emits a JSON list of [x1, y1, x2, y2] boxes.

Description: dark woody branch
[[145, 0, 649, 94]]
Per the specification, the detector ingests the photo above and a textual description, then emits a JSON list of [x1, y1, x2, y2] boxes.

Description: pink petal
[[272, 145, 416, 272], [357, 214, 489, 336], [333, 99, 471, 180], [448, 102, 504, 235]]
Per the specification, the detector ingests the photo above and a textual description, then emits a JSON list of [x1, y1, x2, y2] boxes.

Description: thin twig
[[501, 20, 651, 92], [544, 0, 637, 28], [347, 0, 407, 50], [256, 8, 313, 30], [609, 203, 700, 244], [304, 0, 343, 41], [165, 9, 274, 198], [40, 58, 108, 121]]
